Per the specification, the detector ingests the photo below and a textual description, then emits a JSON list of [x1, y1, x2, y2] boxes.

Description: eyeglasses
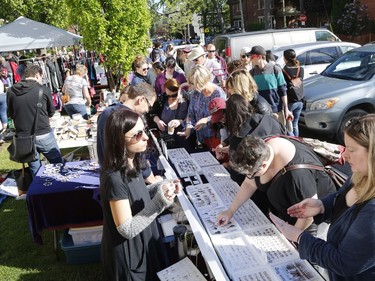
[[125, 129, 146, 143], [246, 170, 258, 180], [241, 54, 250, 59], [167, 93, 178, 99], [183, 51, 191, 54], [144, 97, 153, 110], [142, 67, 150, 71], [207, 50, 216, 53]]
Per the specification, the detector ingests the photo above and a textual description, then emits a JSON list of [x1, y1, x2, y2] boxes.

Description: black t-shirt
[[255, 139, 336, 224]]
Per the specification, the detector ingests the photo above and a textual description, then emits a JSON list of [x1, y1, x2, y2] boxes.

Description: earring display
[[232, 268, 279, 281], [173, 158, 202, 177], [210, 180, 239, 205], [202, 165, 231, 184], [157, 257, 206, 281], [234, 200, 273, 230], [199, 207, 241, 235], [243, 225, 299, 265], [190, 151, 220, 167], [272, 259, 322, 281], [186, 184, 224, 210], [167, 148, 191, 164]]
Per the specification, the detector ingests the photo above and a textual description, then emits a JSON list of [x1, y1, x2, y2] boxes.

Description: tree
[[0, 0, 70, 28], [67, 0, 152, 90], [334, 0, 371, 36]]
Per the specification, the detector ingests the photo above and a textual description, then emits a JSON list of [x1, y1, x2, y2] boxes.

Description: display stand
[[159, 147, 325, 281]]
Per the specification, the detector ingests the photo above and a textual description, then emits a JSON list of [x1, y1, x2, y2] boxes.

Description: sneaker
[[16, 194, 27, 200]]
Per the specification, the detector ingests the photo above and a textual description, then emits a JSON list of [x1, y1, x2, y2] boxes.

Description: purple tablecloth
[[26, 161, 103, 244]]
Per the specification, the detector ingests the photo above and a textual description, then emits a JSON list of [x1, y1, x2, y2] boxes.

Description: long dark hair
[[102, 108, 144, 179], [283, 49, 299, 67], [225, 94, 254, 136]]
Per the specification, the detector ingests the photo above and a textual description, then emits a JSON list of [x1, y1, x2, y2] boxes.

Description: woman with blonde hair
[[62, 64, 91, 119], [179, 65, 226, 150], [271, 114, 375, 280], [130, 55, 150, 86]]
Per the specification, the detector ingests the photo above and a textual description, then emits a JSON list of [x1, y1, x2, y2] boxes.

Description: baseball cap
[[183, 45, 192, 53], [208, 98, 226, 124], [247, 45, 266, 56]]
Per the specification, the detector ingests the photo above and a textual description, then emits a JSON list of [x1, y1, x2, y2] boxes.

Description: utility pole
[[239, 0, 245, 33], [264, 0, 270, 29]]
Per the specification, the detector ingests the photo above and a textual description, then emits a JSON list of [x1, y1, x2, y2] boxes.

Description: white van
[[213, 28, 341, 62]]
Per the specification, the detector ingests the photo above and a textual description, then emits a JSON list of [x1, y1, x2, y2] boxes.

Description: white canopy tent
[[0, 16, 82, 52]]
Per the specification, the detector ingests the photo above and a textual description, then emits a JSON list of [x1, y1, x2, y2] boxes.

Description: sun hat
[[188, 46, 206, 61], [247, 45, 266, 56], [208, 98, 226, 124], [240, 47, 251, 55]]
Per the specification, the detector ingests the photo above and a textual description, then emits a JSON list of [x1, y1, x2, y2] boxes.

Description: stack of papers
[[0, 178, 18, 197]]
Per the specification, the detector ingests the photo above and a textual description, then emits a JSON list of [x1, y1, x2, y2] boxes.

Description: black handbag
[[8, 87, 43, 163], [14, 163, 33, 195]]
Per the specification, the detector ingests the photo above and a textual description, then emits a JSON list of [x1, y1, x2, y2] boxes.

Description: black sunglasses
[[241, 54, 250, 59], [145, 97, 153, 110], [125, 129, 145, 143], [183, 51, 191, 54], [167, 93, 178, 99], [142, 67, 150, 71], [207, 50, 216, 53]]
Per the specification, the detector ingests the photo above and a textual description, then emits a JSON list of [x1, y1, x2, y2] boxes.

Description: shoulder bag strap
[[295, 67, 300, 78], [31, 87, 44, 135], [270, 163, 325, 186], [282, 68, 292, 80]]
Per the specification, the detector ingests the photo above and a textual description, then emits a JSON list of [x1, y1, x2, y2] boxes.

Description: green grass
[[0, 142, 103, 281]]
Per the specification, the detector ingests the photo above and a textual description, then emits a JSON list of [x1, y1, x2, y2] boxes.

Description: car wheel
[[337, 109, 368, 144]]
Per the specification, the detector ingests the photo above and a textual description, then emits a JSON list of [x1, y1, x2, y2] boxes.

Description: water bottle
[[287, 117, 293, 133], [173, 225, 187, 260]]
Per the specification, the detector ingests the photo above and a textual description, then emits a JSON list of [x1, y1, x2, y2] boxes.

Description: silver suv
[[300, 44, 375, 143], [272, 41, 360, 79]]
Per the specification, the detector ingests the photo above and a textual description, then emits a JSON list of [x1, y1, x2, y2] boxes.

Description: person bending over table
[[100, 108, 181, 281], [270, 114, 375, 281], [217, 135, 336, 235]]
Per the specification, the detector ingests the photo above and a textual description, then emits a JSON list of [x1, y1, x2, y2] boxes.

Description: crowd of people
[[3, 41, 375, 280]]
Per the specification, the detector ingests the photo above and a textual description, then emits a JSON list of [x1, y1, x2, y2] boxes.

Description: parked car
[[213, 28, 340, 62], [300, 44, 375, 143], [272, 41, 361, 79]]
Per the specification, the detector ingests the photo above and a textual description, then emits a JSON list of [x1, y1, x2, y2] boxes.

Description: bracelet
[[297, 232, 304, 243]]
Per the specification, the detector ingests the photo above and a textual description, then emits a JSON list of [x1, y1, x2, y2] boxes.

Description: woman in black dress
[[100, 108, 180, 280]]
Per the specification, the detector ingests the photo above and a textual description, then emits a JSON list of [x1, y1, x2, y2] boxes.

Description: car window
[[315, 31, 339, 42], [339, 46, 357, 54], [306, 47, 338, 65], [325, 50, 375, 80], [296, 52, 307, 65]]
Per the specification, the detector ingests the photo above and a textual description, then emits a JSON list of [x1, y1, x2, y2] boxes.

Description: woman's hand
[[155, 119, 167, 132], [177, 127, 191, 139], [162, 180, 181, 201], [195, 117, 209, 131], [168, 119, 181, 128], [269, 213, 302, 243], [214, 144, 229, 160], [217, 209, 234, 226], [287, 198, 324, 219]]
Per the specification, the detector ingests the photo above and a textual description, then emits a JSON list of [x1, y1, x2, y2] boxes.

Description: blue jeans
[[64, 103, 88, 120], [0, 93, 7, 127], [28, 131, 63, 178], [288, 101, 303, 137]]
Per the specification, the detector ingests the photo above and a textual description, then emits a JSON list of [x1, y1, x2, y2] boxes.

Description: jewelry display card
[[157, 257, 207, 281], [173, 158, 202, 177], [211, 180, 239, 206], [234, 200, 273, 230], [167, 148, 191, 164], [272, 259, 323, 281], [211, 232, 266, 278], [199, 207, 241, 235], [186, 184, 224, 210], [243, 225, 299, 265], [202, 165, 231, 184], [232, 267, 279, 281], [190, 151, 220, 167]]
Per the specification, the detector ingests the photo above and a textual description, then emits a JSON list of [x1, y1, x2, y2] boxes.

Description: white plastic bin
[[68, 225, 103, 246]]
